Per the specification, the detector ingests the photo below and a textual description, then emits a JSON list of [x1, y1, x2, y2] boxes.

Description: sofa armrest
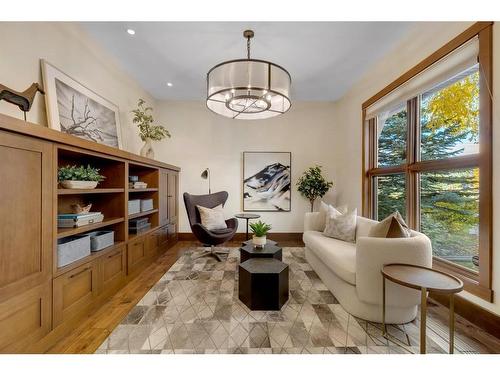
[[304, 212, 324, 232], [356, 233, 432, 307]]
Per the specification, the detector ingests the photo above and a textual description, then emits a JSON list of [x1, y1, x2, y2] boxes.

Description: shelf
[[55, 241, 125, 277], [128, 188, 158, 193], [128, 209, 158, 220], [128, 225, 159, 241], [57, 217, 125, 239], [58, 188, 125, 195]]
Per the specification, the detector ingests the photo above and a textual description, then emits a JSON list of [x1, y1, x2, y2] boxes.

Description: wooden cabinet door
[[0, 131, 53, 300], [167, 171, 178, 225], [145, 232, 159, 258], [127, 237, 147, 275], [100, 245, 126, 296], [157, 225, 169, 253], [53, 261, 99, 327], [159, 169, 169, 227], [0, 281, 52, 353]]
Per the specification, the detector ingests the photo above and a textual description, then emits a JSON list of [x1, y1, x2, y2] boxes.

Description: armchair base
[[194, 245, 230, 262]]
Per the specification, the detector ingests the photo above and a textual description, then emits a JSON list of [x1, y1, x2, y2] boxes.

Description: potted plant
[[297, 165, 333, 212], [132, 98, 171, 159], [249, 220, 272, 248], [58, 165, 106, 189]]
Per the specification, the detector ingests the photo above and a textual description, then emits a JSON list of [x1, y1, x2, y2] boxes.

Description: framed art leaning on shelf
[[41, 59, 123, 149]]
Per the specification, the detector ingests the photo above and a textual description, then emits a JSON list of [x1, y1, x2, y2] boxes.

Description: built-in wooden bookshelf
[[0, 113, 179, 353]]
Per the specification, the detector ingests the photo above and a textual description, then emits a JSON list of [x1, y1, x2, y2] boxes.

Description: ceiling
[[81, 22, 414, 101]]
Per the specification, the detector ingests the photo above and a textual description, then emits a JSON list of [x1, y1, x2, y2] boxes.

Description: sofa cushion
[[303, 231, 356, 285], [324, 207, 357, 243], [369, 211, 410, 238]]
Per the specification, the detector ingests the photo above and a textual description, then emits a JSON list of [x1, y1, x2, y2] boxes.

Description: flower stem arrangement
[[58, 165, 105, 189], [249, 220, 272, 247], [297, 165, 333, 212], [132, 98, 171, 159]]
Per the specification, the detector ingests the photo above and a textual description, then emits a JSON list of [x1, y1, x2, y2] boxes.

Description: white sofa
[[303, 212, 432, 324]]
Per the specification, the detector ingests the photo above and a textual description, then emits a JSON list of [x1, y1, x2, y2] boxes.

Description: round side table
[[381, 263, 463, 354], [235, 213, 261, 241]]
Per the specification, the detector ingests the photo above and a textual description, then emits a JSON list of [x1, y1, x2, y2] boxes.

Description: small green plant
[[132, 98, 171, 142], [58, 165, 106, 182], [297, 165, 333, 212], [249, 221, 272, 237]]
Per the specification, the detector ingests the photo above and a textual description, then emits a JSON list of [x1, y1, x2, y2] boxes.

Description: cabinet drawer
[[53, 261, 99, 327], [101, 245, 126, 294], [127, 237, 147, 274], [0, 281, 51, 353]]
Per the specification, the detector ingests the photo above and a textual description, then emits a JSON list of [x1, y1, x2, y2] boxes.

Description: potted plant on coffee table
[[58, 164, 106, 189], [249, 220, 272, 248]]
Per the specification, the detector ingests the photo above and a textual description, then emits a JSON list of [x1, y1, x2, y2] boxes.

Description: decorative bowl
[[60, 180, 98, 189]]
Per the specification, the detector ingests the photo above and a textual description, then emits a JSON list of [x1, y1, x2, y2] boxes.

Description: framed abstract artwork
[[242, 151, 291, 212], [41, 59, 123, 148]]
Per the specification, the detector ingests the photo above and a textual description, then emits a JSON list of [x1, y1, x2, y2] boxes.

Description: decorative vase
[[252, 235, 267, 248], [140, 138, 155, 159], [60, 180, 98, 189]]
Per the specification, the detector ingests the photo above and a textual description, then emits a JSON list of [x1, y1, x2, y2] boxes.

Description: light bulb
[[127, 29, 135, 35]]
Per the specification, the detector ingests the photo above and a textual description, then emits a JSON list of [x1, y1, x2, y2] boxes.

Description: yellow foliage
[[425, 71, 479, 137]]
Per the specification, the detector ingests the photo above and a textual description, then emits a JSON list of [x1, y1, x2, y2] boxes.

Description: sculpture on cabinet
[[0, 82, 45, 121]]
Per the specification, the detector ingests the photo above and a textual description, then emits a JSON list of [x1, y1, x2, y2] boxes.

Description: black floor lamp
[[201, 168, 211, 194]]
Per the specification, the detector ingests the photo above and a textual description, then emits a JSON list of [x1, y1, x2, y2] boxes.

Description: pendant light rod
[[243, 29, 254, 59]]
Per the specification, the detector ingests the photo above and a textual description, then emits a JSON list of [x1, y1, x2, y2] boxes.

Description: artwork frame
[[41, 59, 123, 149], [242, 151, 292, 212]]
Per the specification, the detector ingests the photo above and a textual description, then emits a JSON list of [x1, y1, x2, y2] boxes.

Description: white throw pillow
[[318, 201, 347, 229], [323, 207, 357, 243], [196, 204, 227, 230]]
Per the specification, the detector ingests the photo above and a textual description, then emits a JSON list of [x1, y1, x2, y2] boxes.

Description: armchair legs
[[193, 245, 230, 262]]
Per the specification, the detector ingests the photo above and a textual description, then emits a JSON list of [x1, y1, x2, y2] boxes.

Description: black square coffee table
[[239, 258, 289, 311], [239, 242, 282, 263]]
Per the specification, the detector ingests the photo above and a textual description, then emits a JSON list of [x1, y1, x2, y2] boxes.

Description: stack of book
[[57, 212, 104, 228]]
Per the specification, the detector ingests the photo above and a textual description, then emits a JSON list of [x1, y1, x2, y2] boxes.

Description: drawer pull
[[69, 266, 91, 278], [107, 251, 121, 259]]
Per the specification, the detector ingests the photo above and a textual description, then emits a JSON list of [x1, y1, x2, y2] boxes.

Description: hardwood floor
[[46, 240, 500, 354]]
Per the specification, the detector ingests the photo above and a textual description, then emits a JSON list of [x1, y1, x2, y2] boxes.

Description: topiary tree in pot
[[297, 165, 333, 212]]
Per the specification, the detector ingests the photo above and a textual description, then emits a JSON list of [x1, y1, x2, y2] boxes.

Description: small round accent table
[[381, 264, 463, 354], [235, 213, 261, 240]]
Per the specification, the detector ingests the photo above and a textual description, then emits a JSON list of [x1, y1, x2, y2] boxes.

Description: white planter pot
[[252, 235, 267, 248], [60, 180, 98, 189], [140, 138, 155, 159]]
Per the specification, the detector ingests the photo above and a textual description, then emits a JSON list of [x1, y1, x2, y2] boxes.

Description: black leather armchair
[[183, 191, 238, 261]]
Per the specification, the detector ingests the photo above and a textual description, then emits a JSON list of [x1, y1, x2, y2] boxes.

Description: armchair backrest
[[183, 191, 229, 228]]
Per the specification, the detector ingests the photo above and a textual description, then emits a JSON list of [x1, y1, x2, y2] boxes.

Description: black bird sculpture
[[0, 82, 45, 121]]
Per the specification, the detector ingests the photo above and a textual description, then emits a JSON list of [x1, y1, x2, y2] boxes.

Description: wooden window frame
[[362, 22, 493, 302]]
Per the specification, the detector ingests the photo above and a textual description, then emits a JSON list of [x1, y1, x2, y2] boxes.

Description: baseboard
[[178, 232, 304, 245], [430, 292, 500, 340]]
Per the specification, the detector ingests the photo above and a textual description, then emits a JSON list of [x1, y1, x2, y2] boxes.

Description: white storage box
[[140, 199, 154, 212], [128, 199, 141, 215], [57, 235, 91, 267], [87, 230, 114, 252]]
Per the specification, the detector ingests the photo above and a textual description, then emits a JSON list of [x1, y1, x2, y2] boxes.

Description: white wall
[[0, 22, 154, 152], [334, 22, 500, 316], [153, 101, 338, 233]]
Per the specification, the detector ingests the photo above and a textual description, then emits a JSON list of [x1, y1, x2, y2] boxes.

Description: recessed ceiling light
[[167, 82, 173, 87], [127, 29, 135, 35]]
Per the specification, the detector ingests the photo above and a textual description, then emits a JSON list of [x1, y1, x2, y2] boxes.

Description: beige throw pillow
[[323, 207, 357, 243], [369, 211, 410, 238], [319, 201, 347, 231], [196, 204, 227, 231]]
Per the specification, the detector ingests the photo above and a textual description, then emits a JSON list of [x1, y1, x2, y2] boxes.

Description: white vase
[[60, 180, 98, 189], [140, 138, 155, 159], [252, 235, 267, 248]]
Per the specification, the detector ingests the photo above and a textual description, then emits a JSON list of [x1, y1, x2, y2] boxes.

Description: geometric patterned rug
[[96, 247, 482, 354]]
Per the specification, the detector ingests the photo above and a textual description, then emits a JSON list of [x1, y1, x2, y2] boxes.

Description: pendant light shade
[[206, 30, 292, 120]]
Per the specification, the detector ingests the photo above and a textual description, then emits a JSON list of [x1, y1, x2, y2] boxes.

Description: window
[[362, 23, 493, 301]]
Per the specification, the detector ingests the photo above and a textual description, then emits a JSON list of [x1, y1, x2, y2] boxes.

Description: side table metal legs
[[420, 287, 427, 354], [382, 276, 386, 336], [245, 218, 250, 241]]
